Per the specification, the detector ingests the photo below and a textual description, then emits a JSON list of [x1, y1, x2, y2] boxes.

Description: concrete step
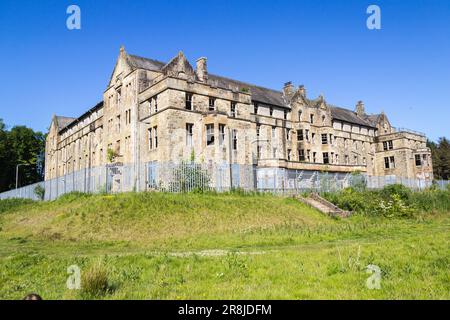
[[296, 194, 351, 218]]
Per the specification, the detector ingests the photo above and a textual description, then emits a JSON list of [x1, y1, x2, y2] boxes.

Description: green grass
[[0, 191, 448, 300]]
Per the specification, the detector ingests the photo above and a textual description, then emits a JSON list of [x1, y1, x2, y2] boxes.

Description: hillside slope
[[0, 192, 448, 300]]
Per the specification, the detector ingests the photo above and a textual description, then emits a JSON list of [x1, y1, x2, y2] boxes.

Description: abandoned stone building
[[45, 47, 433, 191]]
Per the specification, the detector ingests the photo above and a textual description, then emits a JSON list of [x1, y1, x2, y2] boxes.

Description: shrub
[[169, 162, 211, 192], [379, 184, 412, 201], [378, 194, 415, 218], [34, 185, 45, 200], [81, 262, 110, 298]]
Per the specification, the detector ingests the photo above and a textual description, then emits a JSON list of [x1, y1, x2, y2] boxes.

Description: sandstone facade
[[45, 47, 433, 185]]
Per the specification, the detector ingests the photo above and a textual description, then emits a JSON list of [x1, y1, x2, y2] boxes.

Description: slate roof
[[128, 54, 379, 128], [128, 55, 165, 72], [362, 114, 382, 127], [55, 116, 76, 131], [329, 105, 377, 128], [207, 74, 287, 107], [83, 53, 381, 130], [57, 101, 103, 134]]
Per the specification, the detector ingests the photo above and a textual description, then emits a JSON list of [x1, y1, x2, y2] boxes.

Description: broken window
[[415, 154, 422, 166], [209, 97, 215, 111], [206, 124, 214, 145], [383, 140, 394, 151], [298, 149, 305, 161], [384, 156, 395, 169], [185, 93, 192, 110], [297, 129, 304, 141], [323, 152, 329, 164], [186, 123, 193, 146], [116, 89, 121, 107], [232, 129, 238, 150], [230, 102, 236, 117], [219, 124, 225, 145]]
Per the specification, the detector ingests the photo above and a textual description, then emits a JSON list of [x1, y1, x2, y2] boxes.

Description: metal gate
[[106, 164, 123, 193]]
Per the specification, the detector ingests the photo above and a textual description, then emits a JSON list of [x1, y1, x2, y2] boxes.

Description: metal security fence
[[0, 161, 448, 201], [0, 181, 45, 201], [147, 162, 255, 192]]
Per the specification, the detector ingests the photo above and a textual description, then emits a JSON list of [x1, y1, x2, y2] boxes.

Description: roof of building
[[57, 101, 103, 134], [129, 53, 380, 128], [55, 116, 76, 131], [329, 105, 377, 128], [57, 53, 381, 134], [128, 54, 165, 72]]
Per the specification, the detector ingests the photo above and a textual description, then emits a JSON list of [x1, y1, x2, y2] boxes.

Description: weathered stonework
[[45, 47, 433, 185]]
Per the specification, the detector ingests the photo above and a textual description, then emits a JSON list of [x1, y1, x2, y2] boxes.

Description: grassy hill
[[0, 191, 449, 299]]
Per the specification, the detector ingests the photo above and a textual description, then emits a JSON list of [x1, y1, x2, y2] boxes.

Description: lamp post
[[15, 163, 30, 189]]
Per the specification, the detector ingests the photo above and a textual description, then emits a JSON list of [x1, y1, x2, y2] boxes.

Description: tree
[[0, 120, 46, 192], [428, 137, 450, 180]]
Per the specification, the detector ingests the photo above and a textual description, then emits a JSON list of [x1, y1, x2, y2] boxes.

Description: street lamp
[[16, 163, 31, 189]]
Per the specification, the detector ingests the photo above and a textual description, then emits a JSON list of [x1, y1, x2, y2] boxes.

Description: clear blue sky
[[0, 0, 449, 141]]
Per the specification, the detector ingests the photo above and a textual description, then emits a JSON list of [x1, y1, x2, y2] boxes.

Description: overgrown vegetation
[[80, 261, 111, 298], [323, 184, 450, 218], [34, 185, 45, 200], [0, 191, 448, 299]]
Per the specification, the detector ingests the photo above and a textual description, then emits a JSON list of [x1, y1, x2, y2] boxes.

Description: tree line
[[428, 137, 450, 180], [0, 119, 46, 192]]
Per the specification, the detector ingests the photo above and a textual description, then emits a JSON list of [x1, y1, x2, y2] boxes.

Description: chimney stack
[[196, 57, 208, 82], [298, 85, 306, 98], [355, 101, 365, 116], [283, 81, 295, 98]]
